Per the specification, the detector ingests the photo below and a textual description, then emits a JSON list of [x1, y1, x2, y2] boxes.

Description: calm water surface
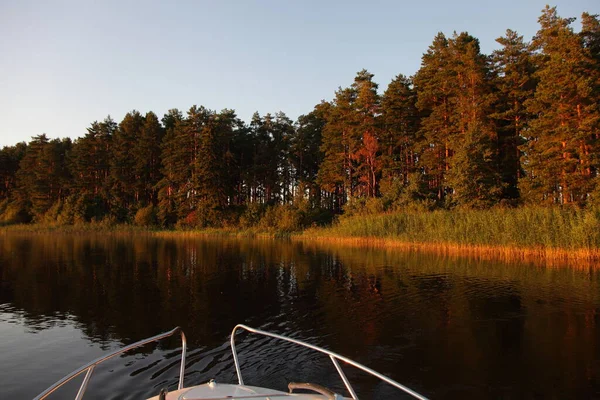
[[0, 233, 599, 399]]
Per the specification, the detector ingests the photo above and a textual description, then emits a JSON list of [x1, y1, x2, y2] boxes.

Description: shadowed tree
[[317, 88, 356, 210], [492, 29, 537, 201], [291, 102, 329, 206], [16, 135, 72, 218], [110, 110, 144, 220], [70, 117, 116, 219], [0, 142, 26, 201], [380, 74, 421, 198]]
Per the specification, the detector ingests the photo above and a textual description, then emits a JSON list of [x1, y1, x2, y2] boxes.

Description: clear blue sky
[[1, 0, 598, 147]]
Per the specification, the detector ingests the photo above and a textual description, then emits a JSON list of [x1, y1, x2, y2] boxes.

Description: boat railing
[[230, 324, 428, 400], [33, 327, 187, 400]]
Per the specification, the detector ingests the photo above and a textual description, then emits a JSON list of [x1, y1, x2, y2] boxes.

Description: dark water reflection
[[0, 233, 599, 399]]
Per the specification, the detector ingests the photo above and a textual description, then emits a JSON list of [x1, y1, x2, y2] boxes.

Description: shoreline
[[2, 223, 600, 266]]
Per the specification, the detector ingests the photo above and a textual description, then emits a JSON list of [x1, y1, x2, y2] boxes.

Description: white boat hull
[[147, 382, 348, 399]]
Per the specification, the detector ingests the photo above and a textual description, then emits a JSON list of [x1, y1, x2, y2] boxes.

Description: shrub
[[0, 200, 31, 224], [134, 205, 157, 226], [239, 202, 265, 228]]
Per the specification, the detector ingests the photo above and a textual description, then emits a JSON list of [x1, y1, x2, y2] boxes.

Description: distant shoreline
[[3, 217, 600, 265]]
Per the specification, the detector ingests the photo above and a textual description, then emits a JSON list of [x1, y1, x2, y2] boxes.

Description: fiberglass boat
[[34, 324, 428, 400]]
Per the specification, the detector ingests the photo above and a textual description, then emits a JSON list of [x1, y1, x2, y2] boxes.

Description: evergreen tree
[[414, 33, 453, 202], [351, 69, 381, 198], [291, 102, 329, 206], [70, 117, 115, 219], [110, 111, 144, 219], [228, 116, 253, 206], [248, 112, 269, 203], [522, 6, 600, 205], [16, 135, 71, 218], [492, 29, 537, 200], [0, 143, 26, 201], [273, 112, 294, 203], [415, 32, 501, 207], [134, 111, 164, 206], [194, 110, 230, 208], [317, 88, 356, 210], [156, 109, 184, 225], [380, 74, 421, 195], [581, 13, 600, 63], [580, 13, 600, 197], [446, 32, 501, 207], [249, 112, 289, 204], [178, 106, 211, 218]]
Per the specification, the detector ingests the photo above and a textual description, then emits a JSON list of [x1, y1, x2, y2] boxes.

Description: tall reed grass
[[302, 206, 600, 251]]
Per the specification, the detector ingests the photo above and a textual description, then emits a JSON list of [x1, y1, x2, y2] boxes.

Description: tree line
[[1, 6, 599, 229]]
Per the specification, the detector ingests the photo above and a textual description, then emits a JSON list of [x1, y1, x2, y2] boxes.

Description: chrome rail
[[230, 324, 428, 400], [34, 327, 187, 400]]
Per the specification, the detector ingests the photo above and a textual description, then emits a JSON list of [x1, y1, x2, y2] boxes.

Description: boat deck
[[147, 382, 348, 400]]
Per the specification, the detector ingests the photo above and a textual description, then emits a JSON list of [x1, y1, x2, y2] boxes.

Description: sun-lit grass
[[4, 206, 600, 262], [0, 222, 290, 239], [299, 206, 600, 261]]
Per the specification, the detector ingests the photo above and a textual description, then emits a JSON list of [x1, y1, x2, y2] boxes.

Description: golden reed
[[293, 235, 600, 269]]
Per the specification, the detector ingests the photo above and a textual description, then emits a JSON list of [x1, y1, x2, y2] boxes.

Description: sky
[[1, 0, 598, 147]]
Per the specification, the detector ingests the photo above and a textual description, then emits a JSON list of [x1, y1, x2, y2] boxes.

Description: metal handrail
[[34, 327, 187, 400], [230, 324, 428, 400]]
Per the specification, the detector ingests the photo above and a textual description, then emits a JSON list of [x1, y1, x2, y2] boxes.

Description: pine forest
[[2, 7, 600, 240]]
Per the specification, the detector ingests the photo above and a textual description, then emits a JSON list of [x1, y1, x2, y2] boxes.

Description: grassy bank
[[3, 206, 600, 262], [298, 206, 600, 262], [0, 222, 289, 238]]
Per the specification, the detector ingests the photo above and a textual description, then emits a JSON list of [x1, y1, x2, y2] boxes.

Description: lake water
[[0, 233, 599, 399]]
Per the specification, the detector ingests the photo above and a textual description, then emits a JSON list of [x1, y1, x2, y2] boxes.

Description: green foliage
[[342, 197, 385, 217], [134, 205, 157, 227], [522, 6, 600, 205], [258, 204, 302, 232], [239, 202, 265, 228], [0, 142, 26, 201], [380, 74, 421, 191], [492, 29, 536, 199]]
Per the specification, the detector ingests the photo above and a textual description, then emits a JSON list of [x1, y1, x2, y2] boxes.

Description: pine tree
[[581, 13, 600, 63], [156, 109, 184, 225], [0, 142, 26, 201], [522, 6, 600, 205], [134, 111, 164, 206], [227, 115, 253, 206], [380, 75, 421, 195], [273, 112, 294, 203], [446, 32, 501, 207], [16, 135, 72, 218], [249, 112, 270, 203], [70, 117, 115, 219], [351, 69, 381, 198], [414, 33, 453, 202], [248, 112, 290, 204], [415, 32, 501, 207], [580, 13, 600, 197], [110, 111, 144, 219], [492, 29, 537, 201], [317, 88, 356, 210], [194, 110, 230, 208], [291, 102, 329, 206]]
